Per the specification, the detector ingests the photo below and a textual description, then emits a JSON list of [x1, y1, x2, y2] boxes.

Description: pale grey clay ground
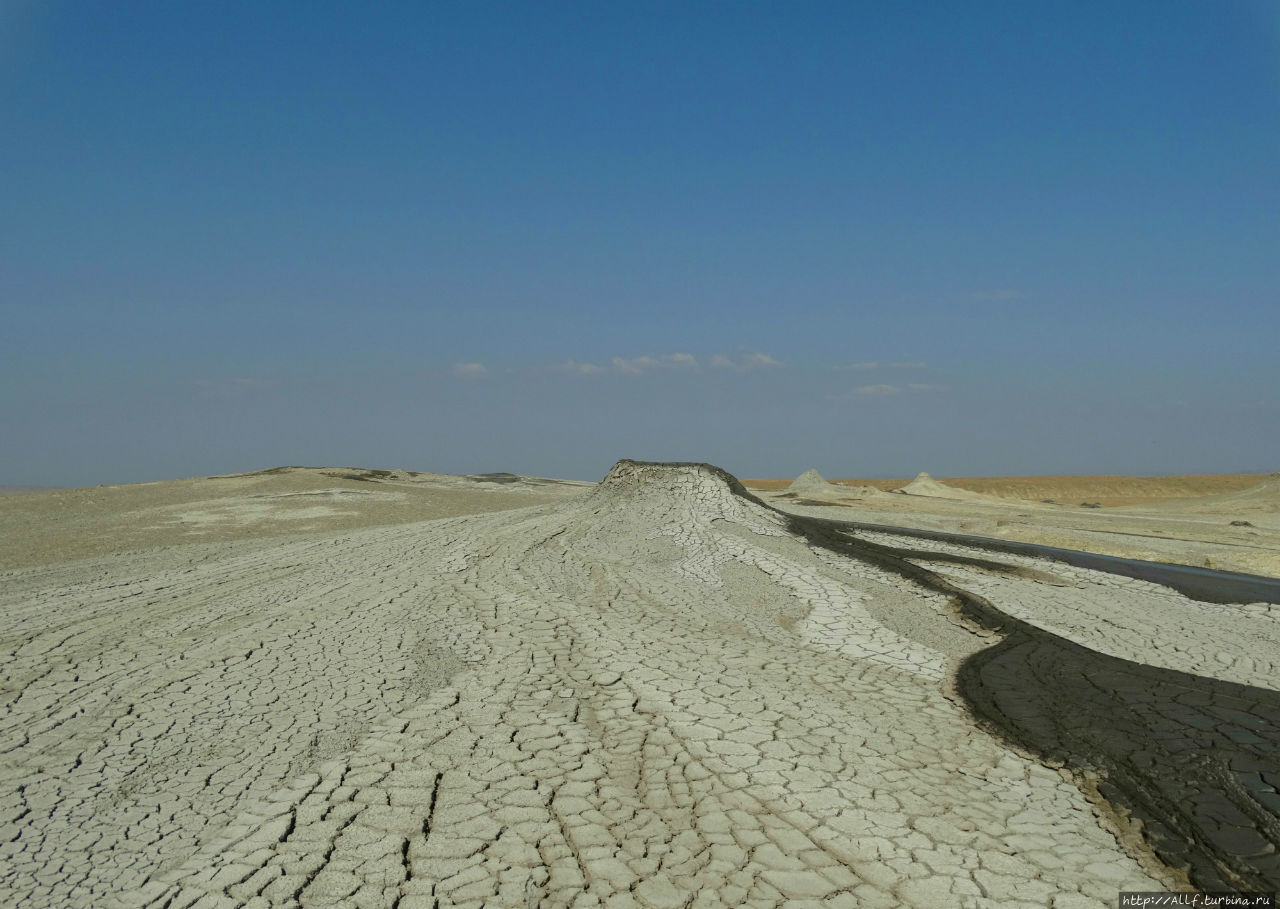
[[1, 463, 1276, 907]]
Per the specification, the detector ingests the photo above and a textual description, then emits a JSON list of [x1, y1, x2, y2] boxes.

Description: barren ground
[[2, 464, 1277, 908], [745, 473, 1268, 507], [746, 472, 1280, 579]]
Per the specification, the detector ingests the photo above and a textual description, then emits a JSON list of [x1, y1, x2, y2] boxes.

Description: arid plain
[[2, 463, 1278, 908]]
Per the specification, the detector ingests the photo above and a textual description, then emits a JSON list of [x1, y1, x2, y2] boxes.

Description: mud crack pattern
[[6, 461, 1265, 907]]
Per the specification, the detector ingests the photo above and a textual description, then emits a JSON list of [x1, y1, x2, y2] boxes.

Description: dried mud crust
[[3, 460, 1271, 908]]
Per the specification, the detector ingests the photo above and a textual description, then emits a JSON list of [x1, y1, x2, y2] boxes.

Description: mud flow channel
[[806, 518, 1280, 892]]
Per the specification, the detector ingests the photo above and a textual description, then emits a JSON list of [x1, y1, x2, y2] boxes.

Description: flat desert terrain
[[743, 473, 1269, 506], [2, 463, 1278, 908], [747, 470, 1280, 579]]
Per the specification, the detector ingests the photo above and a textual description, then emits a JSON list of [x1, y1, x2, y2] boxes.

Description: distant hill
[[0, 486, 56, 495]]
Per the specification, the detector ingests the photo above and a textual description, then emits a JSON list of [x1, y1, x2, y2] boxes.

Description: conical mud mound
[[896, 471, 996, 502], [787, 468, 839, 495], [784, 469, 883, 501], [589, 459, 767, 509]]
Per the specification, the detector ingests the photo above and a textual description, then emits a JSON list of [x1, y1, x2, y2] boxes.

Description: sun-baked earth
[[1, 463, 1277, 908], [746, 470, 1280, 578]]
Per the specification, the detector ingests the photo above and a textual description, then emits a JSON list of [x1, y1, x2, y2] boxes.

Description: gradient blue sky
[[3, 1, 1278, 486]]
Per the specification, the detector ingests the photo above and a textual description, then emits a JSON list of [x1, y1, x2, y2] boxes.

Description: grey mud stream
[[814, 517, 1280, 892], [834, 520, 1280, 606]]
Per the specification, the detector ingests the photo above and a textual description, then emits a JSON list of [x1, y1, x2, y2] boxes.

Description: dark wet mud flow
[[960, 624, 1280, 891], [787, 515, 1280, 892], [837, 520, 1280, 605]]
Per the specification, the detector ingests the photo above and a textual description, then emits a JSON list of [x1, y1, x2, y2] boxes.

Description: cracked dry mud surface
[[3, 461, 1275, 907]]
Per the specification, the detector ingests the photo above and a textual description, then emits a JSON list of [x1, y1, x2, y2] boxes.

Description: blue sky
[[3, 1, 1278, 485]]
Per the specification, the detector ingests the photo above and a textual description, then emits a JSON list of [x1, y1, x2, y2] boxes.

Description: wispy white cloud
[[611, 355, 660, 375], [709, 351, 784, 371], [834, 360, 925, 371], [552, 360, 603, 376], [843, 381, 947, 399], [611, 353, 698, 374], [739, 351, 782, 369], [452, 362, 488, 378], [546, 351, 781, 377]]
